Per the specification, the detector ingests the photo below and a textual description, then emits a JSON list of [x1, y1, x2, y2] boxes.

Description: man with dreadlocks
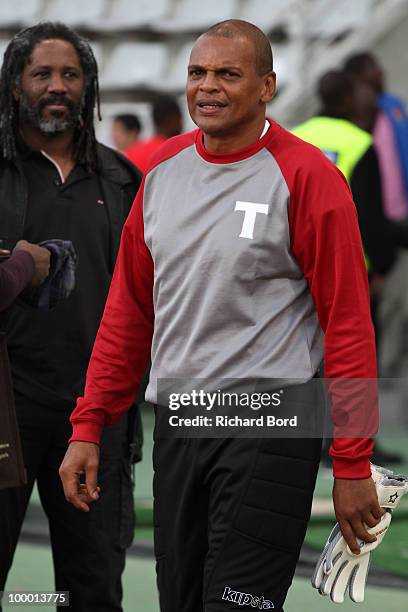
[[0, 22, 142, 611]]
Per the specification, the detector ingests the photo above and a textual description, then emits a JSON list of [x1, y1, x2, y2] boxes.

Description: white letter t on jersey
[[234, 201, 269, 239]]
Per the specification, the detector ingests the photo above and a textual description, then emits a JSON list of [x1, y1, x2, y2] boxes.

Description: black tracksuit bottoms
[[153, 406, 322, 612]]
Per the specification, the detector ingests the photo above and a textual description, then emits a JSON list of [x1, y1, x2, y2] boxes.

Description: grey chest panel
[[143, 145, 323, 402], [144, 146, 298, 280]]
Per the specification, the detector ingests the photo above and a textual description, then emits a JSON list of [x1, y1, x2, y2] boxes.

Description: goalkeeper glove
[[311, 465, 408, 603]]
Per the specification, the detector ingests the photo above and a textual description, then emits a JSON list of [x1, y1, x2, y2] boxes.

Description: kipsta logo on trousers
[[222, 586, 274, 608]]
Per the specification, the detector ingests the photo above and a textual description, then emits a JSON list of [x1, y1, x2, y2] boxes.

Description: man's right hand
[[59, 441, 101, 512], [333, 477, 384, 554], [14, 240, 51, 287]]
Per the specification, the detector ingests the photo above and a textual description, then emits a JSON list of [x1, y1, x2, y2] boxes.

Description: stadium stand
[[239, 0, 295, 33], [88, 41, 104, 72], [270, 43, 294, 90], [156, 0, 239, 33], [100, 42, 167, 89], [0, 0, 42, 27], [106, 0, 171, 30], [308, 0, 373, 38], [269, 0, 408, 125], [161, 41, 194, 92], [45, 0, 107, 26]]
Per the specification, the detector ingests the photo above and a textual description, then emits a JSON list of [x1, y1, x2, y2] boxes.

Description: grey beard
[[37, 116, 72, 134], [19, 92, 82, 135]]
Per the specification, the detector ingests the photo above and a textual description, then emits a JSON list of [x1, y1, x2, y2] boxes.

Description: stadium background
[[1, 0, 408, 610]]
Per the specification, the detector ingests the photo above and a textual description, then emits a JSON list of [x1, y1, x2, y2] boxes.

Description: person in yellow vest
[[293, 69, 396, 280], [293, 69, 404, 466]]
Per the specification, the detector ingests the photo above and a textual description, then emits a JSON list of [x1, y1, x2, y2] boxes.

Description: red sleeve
[[269, 131, 377, 479], [69, 131, 196, 444], [69, 178, 154, 444]]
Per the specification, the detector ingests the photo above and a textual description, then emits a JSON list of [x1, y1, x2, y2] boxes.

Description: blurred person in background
[[111, 113, 141, 153], [345, 51, 408, 222], [126, 94, 182, 173], [293, 70, 397, 283], [0, 22, 142, 611], [61, 20, 382, 612], [345, 53, 408, 391], [293, 69, 405, 465]]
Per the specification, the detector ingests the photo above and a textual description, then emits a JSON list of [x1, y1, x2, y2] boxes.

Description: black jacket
[[0, 143, 144, 465], [0, 143, 142, 269]]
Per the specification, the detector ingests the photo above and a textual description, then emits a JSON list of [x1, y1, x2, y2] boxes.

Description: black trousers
[[0, 393, 135, 612], [154, 409, 322, 612]]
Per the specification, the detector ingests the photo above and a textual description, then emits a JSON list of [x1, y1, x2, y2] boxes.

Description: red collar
[[195, 118, 276, 164]]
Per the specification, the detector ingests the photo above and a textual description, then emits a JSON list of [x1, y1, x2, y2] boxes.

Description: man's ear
[[261, 71, 276, 104]]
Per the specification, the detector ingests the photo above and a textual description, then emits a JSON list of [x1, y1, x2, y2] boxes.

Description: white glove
[[311, 465, 408, 604], [370, 463, 394, 483]]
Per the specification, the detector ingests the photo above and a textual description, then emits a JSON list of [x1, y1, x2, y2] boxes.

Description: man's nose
[[199, 72, 219, 92], [47, 72, 67, 94]]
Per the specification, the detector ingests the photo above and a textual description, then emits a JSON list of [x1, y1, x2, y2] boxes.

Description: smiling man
[[61, 20, 380, 612], [0, 22, 143, 611]]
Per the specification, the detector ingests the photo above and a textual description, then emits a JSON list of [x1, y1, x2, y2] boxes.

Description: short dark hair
[[317, 69, 355, 109], [344, 52, 377, 76], [114, 114, 141, 132], [0, 21, 101, 169], [204, 19, 273, 76], [152, 96, 181, 129]]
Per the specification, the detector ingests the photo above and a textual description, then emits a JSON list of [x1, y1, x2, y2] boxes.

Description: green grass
[[6, 542, 408, 612], [134, 526, 154, 543]]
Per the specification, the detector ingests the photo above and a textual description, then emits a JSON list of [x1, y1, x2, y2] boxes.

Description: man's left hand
[[333, 477, 385, 555]]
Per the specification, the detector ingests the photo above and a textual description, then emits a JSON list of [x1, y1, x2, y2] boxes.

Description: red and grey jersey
[[71, 119, 377, 478]]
